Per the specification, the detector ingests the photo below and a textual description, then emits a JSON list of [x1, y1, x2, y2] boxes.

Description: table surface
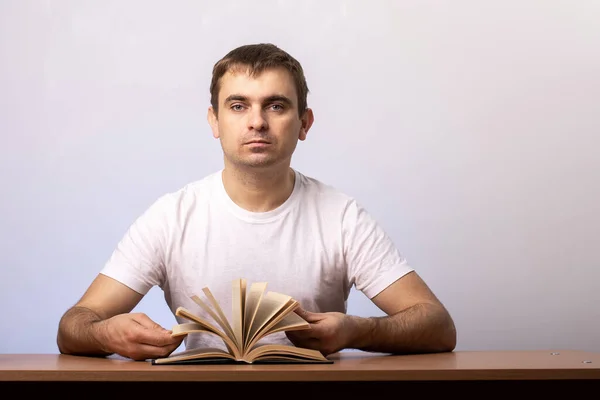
[[1, 350, 599, 382]]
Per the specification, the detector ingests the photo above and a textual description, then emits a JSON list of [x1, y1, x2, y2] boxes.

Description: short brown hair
[[210, 43, 309, 115]]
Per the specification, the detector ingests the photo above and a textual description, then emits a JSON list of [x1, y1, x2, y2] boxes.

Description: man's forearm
[[347, 303, 457, 354], [56, 306, 111, 357]]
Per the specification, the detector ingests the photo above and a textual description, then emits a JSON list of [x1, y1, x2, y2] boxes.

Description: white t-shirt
[[100, 169, 414, 350]]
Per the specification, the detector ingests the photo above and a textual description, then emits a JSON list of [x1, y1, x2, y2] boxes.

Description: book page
[[231, 278, 245, 351], [171, 322, 211, 336], [244, 291, 292, 351], [245, 299, 301, 351], [264, 310, 309, 335], [240, 278, 246, 336], [200, 286, 237, 348], [175, 306, 242, 359], [191, 294, 236, 344], [245, 343, 330, 363], [153, 346, 235, 365], [243, 281, 268, 346]]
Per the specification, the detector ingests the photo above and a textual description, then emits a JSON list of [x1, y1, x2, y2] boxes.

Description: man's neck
[[221, 165, 296, 213]]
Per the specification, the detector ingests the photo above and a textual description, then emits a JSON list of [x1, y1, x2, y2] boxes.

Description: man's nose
[[247, 108, 268, 131]]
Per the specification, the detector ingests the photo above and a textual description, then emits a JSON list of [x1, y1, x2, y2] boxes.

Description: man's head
[[210, 43, 309, 116], [208, 43, 314, 170]]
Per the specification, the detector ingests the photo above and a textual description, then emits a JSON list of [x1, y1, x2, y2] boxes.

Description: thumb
[[294, 307, 322, 323], [131, 313, 168, 331]]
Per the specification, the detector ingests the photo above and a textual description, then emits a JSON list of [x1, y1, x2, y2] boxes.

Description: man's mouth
[[246, 139, 271, 144]]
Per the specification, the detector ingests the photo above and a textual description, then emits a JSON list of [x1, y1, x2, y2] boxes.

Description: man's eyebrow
[[224, 95, 248, 103], [223, 94, 293, 105], [263, 95, 293, 106]]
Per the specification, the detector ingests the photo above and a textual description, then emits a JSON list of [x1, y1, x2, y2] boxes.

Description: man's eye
[[269, 104, 284, 111], [231, 104, 244, 111]]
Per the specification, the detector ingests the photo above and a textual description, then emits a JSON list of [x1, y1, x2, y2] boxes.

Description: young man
[[56, 43, 457, 361]]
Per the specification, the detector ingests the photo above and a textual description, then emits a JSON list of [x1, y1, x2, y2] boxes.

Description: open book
[[151, 278, 332, 365]]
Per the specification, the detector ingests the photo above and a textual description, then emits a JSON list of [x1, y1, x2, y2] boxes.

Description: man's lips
[[245, 139, 271, 144]]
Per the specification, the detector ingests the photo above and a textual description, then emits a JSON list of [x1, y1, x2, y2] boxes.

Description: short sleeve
[[99, 195, 171, 295], [342, 200, 414, 299]]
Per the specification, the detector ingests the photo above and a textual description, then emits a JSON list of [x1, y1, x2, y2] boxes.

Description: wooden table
[[1, 350, 599, 395]]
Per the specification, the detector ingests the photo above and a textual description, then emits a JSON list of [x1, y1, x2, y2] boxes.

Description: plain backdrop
[[1, 0, 599, 354]]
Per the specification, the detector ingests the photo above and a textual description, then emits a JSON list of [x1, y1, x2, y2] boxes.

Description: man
[[56, 43, 457, 361]]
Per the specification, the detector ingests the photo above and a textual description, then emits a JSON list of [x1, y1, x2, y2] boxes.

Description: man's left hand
[[285, 307, 360, 356]]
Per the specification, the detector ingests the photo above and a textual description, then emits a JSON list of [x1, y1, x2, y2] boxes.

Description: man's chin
[[235, 158, 278, 169], [226, 153, 290, 170]]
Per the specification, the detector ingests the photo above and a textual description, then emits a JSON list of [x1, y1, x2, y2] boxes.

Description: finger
[[286, 328, 316, 341], [131, 323, 182, 347], [128, 341, 183, 361], [286, 333, 321, 351], [131, 313, 169, 331], [130, 314, 180, 346], [142, 330, 182, 347], [294, 307, 323, 323]]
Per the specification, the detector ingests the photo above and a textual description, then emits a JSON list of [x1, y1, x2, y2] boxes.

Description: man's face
[[208, 67, 313, 170]]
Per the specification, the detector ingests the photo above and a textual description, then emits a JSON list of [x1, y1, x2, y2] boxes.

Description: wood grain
[[0, 350, 598, 382]]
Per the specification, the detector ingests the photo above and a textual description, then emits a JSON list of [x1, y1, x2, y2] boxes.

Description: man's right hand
[[93, 313, 185, 361]]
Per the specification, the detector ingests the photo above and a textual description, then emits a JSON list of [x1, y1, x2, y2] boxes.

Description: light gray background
[[1, 0, 599, 354]]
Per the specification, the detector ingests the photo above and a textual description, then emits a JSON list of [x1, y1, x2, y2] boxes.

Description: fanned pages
[[243, 281, 268, 346], [151, 278, 332, 365], [231, 278, 245, 350]]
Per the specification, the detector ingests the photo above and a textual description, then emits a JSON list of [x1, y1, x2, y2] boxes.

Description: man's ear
[[298, 108, 314, 141], [207, 106, 219, 139]]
